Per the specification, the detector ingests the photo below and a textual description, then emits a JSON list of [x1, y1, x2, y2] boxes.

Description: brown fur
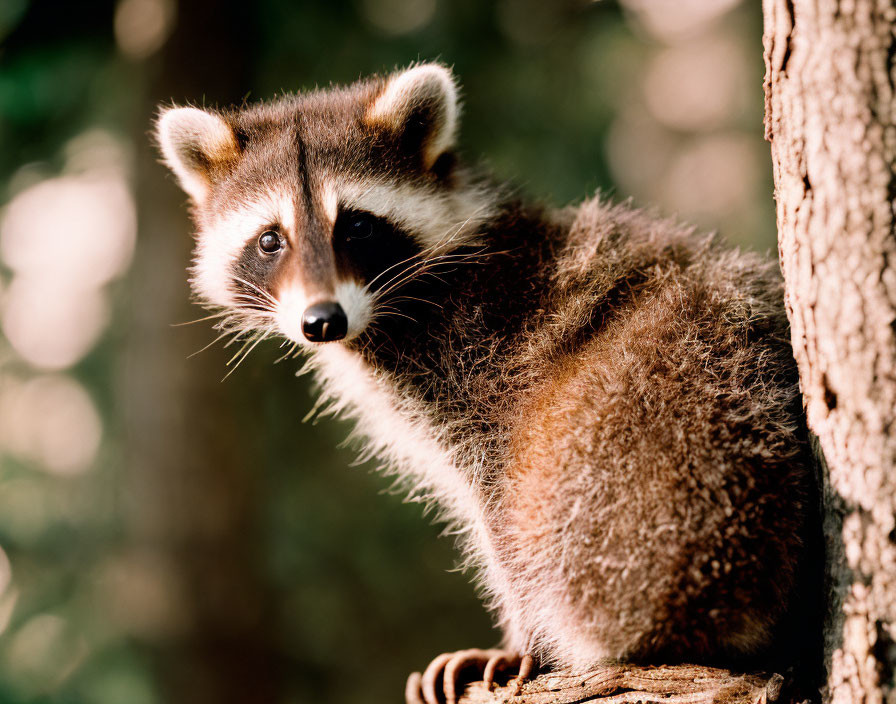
[[155, 65, 818, 678], [496, 203, 808, 667]]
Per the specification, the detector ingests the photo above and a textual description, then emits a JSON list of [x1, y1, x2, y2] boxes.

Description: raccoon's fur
[[156, 64, 817, 693]]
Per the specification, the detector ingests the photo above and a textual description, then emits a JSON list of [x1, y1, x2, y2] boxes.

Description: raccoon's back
[[491, 198, 812, 667]]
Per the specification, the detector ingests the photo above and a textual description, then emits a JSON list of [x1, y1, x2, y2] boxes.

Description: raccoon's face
[[156, 64, 491, 346]]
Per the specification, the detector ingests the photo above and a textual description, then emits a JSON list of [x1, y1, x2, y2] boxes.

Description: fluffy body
[[314, 200, 810, 669], [156, 65, 815, 674]]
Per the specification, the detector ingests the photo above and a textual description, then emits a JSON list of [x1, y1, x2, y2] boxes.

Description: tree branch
[[457, 664, 785, 704]]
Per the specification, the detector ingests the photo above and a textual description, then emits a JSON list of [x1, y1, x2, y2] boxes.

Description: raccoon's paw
[[405, 649, 535, 704]]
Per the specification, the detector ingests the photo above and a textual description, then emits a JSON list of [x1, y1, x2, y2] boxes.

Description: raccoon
[[156, 64, 817, 704]]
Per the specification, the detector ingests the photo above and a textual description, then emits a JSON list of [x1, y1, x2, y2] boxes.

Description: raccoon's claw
[[483, 651, 533, 687], [405, 671, 425, 704], [405, 649, 534, 704], [421, 652, 454, 704]]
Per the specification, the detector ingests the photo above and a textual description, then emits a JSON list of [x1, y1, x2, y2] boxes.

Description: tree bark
[[454, 664, 784, 704], [763, 1, 896, 703]]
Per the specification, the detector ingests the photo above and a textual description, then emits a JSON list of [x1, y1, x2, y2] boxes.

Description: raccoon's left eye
[[346, 213, 377, 241], [258, 231, 282, 254]]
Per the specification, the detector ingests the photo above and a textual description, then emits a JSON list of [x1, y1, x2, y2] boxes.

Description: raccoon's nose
[[302, 301, 348, 342]]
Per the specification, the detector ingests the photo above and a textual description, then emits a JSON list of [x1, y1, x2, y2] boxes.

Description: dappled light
[[643, 37, 748, 132], [660, 133, 762, 223], [0, 132, 135, 371], [2, 278, 109, 369], [360, 0, 436, 36], [619, 0, 743, 41], [0, 2, 777, 703], [603, 2, 772, 249], [1, 160, 136, 288], [0, 375, 102, 476], [114, 0, 176, 59], [6, 613, 88, 695]]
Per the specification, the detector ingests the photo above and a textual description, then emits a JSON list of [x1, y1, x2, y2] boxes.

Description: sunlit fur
[[193, 188, 295, 307], [366, 64, 459, 169], [156, 64, 818, 675], [338, 179, 495, 251]]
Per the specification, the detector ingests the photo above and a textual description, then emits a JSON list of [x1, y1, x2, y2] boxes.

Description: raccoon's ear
[[365, 63, 460, 171], [156, 106, 240, 204]]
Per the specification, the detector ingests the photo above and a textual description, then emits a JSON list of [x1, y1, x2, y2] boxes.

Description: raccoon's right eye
[[258, 231, 282, 254]]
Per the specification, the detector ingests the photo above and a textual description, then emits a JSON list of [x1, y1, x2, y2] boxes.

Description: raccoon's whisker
[[188, 328, 237, 359], [410, 252, 493, 277], [230, 303, 270, 318], [296, 356, 317, 377], [284, 342, 301, 361], [372, 250, 492, 298], [383, 269, 454, 297], [172, 310, 233, 327], [218, 309, 273, 335], [363, 251, 427, 294], [372, 253, 471, 297], [424, 249, 491, 265], [233, 276, 277, 301], [222, 325, 255, 349], [233, 277, 278, 305], [369, 265, 423, 299], [364, 246, 490, 302], [367, 306, 400, 324], [370, 271, 421, 300], [223, 325, 276, 380], [231, 293, 277, 313], [375, 310, 419, 325], [383, 295, 444, 310], [372, 303, 412, 318], [423, 199, 495, 255], [222, 333, 245, 351], [362, 321, 400, 353], [412, 256, 488, 278], [372, 257, 472, 299], [212, 314, 237, 331], [361, 236, 488, 297], [274, 340, 301, 364], [415, 200, 492, 255], [232, 292, 272, 304], [368, 302, 422, 330]]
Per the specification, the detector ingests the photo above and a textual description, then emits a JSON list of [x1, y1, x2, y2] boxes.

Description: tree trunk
[[763, 1, 896, 703], [125, 1, 278, 701]]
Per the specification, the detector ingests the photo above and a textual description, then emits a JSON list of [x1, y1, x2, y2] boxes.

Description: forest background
[[0, 1, 772, 703]]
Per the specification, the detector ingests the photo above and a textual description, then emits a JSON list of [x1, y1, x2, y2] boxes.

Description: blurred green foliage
[[0, 1, 772, 703]]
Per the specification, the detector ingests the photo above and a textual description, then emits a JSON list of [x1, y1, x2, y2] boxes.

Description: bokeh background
[[0, 1, 772, 702]]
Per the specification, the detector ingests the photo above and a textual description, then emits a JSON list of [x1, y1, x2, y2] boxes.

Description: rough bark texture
[[763, 1, 896, 703], [455, 665, 784, 704]]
